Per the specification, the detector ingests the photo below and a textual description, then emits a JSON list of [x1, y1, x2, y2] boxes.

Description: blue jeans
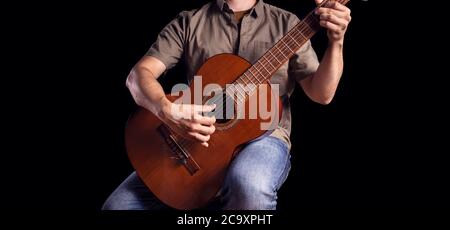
[[102, 136, 291, 210]]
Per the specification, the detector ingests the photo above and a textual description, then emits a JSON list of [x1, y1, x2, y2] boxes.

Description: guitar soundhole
[[204, 91, 236, 124]]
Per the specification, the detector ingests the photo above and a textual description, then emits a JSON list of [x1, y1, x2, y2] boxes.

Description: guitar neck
[[234, 0, 350, 92]]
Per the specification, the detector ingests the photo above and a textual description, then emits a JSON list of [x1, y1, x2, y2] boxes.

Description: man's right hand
[[158, 100, 216, 147]]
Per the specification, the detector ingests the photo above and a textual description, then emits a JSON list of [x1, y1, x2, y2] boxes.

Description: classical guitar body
[[125, 54, 278, 210]]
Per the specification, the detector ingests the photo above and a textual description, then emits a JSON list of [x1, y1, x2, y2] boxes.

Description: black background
[[6, 0, 448, 224]]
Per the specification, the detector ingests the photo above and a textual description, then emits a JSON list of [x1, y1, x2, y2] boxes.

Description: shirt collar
[[216, 0, 263, 18]]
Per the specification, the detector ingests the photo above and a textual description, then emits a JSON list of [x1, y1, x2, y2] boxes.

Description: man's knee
[[223, 167, 277, 210]]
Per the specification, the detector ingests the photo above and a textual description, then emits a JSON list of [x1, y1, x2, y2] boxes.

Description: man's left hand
[[314, 0, 351, 45]]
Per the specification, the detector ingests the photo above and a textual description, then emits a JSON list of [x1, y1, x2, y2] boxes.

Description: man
[[103, 0, 351, 210]]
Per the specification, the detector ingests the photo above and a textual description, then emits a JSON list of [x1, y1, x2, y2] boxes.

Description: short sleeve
[[288, 40, 320, 82], [146, 11, 190, 70]]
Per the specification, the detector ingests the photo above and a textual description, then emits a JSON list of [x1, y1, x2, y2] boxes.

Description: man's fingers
[[319, 20, 343, 32], [188, 132, 211, 143], [187, 132, 210, 147], [192, 113, 216, 126], [325, 1, 350, 13], [182, 116, 215, 134], [320, 14, 348, 29], [315, 7, 348, 18], [191, 123, 216, 135], [192, 104, 216, 113]]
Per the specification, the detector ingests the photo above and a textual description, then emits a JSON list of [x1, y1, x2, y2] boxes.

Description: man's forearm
[[303, 42, 344, 104], [303, 0, 350, 104], [126, 64, 169, 118]]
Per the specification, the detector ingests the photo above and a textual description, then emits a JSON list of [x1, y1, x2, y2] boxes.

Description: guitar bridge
[[157, 125, 200, 175]]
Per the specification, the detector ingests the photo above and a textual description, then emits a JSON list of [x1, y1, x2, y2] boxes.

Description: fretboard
[[233, 0, 350, 100]]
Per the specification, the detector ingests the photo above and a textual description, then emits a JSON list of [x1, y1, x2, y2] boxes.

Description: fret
[[240, 71, 251, 85], [301, 21, 314, 35], [235, 93, 245, 104], [262, 55, 276, 70], [247, 71, 257, 85], [272, 47, 283, 63], [236, 83, 246, 97], [295, 26, 309, 41], [291, 29, 307, 46], [246, 70, 261, 92], [233, 78, 247, 101], [268, 50, 281, 65], [227, 87, 245, 103], [301, 16, 320, 36], [243, 72, 253, 83], [248, 83, 256, 93], [258, 59, 272, 75], [252, 66, 264, 83], [234, 84, 247, 101], [280, 39, 295, 53], [274, 44, 288, 59], [247, 68, 258, 82], [287, 32, 301, 47]]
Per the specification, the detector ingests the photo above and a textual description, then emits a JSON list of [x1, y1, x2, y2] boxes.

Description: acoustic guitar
[[125, 0, 350, 209]]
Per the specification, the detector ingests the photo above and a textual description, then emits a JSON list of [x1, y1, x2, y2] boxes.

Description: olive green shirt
[[147, 0, 320, 148]]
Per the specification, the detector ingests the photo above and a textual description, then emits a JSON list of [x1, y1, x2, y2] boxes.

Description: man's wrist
[[156, 96, 172, 120], [328, 39, 344, 49]]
